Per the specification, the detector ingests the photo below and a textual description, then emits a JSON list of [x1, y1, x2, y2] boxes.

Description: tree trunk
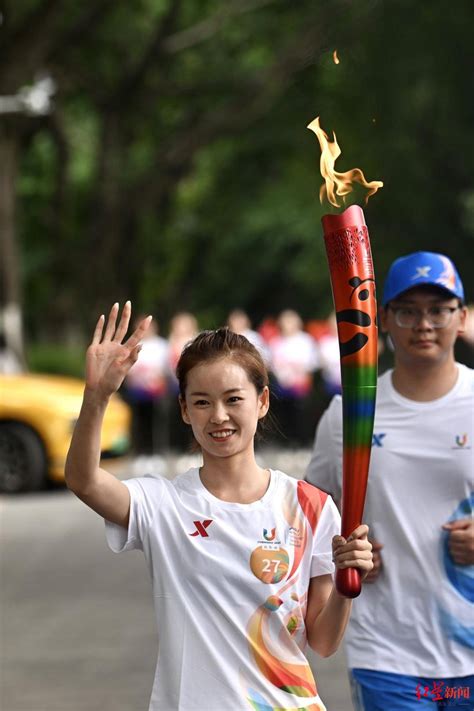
[[0, 121, 25, 365]]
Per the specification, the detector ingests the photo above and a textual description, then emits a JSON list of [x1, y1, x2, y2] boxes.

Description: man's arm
[[305, 400, 342, 503]]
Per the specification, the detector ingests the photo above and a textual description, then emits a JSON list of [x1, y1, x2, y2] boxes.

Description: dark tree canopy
[[1, 0, 473, 346]]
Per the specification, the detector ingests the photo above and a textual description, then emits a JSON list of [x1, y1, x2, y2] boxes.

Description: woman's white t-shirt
[[106, 469, 339, 711]]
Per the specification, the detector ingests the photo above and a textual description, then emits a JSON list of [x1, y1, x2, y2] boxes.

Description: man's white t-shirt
[[306, 364, 474, 678], [105, 469, 340, 711]]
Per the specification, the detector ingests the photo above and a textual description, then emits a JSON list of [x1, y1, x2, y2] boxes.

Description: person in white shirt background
[[65, 302, 373, 711], [166, 311, 199, 450], [306, 251, 473, 711], [122, 314, 169, 454], [270, 309, 320, 446], [316, 312, 342, 399], [227, 307, 270, 363]]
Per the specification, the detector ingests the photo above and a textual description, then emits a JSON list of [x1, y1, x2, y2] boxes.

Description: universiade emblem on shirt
[[452, 433, 470, 450], [257, 527, 282, 549], [263, 527, 277, 541]]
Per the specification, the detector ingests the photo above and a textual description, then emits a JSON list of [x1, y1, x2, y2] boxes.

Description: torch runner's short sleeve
[[310, 495, 340, 578], [105, 475, 165, 553], [306, 395, 343, 503]]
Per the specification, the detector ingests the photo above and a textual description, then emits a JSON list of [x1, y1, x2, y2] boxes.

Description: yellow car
[[0, 373, 131, 493]]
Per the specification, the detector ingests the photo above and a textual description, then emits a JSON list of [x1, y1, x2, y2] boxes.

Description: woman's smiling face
[[180, 357, 269, 460]]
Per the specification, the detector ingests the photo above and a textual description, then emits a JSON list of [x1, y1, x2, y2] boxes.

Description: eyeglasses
[[388, 305, 461, 329]]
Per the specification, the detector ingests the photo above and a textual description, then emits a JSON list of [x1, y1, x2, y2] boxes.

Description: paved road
[[1, 453, 353, 711]]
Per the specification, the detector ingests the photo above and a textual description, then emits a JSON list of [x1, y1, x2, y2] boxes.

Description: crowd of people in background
[[119, 303, 474, 455], [1, 303, 472, 454]]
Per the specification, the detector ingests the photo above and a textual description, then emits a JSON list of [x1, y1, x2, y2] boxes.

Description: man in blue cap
[[306, 251, 473, 710]]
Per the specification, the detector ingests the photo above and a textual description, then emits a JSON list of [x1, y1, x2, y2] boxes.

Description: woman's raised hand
[[85, 302, 152, 399]]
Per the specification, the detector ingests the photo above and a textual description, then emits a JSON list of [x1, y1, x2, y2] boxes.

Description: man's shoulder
[[456, 363, 474, 393], [316, 394, 343, 434], [373, 369, 395, 405], [325, 392, 343, 414]]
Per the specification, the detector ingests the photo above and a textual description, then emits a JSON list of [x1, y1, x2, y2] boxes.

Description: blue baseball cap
[[382, 251, 464, 306]]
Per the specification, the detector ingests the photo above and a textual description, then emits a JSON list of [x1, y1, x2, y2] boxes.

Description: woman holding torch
[[65, 301, 373, 711]]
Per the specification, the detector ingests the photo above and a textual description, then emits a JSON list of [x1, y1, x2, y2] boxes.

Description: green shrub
[[27, 344, 85, 379]]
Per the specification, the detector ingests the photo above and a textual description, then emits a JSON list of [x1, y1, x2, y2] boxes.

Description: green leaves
[[3, 0, 473, 347]]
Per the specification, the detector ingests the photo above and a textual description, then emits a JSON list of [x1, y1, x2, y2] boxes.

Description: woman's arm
[[65, 302, 151, 527], [305, 524, 373, 657]]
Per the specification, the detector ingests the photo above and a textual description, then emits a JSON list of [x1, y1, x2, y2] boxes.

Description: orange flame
[[307, 116, 383, 208], [333, 50, 340, 65]]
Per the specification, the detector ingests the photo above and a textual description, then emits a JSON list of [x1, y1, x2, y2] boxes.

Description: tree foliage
[[1, 0, 473, 345]]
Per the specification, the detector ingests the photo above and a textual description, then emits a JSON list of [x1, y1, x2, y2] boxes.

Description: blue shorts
[[349, 669, 474, 711]]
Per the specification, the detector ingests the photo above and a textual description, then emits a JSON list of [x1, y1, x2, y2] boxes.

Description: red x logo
[[189, 520, 213, 537]]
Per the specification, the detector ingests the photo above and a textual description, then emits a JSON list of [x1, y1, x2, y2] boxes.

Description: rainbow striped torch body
[[321, 205, 378, 598]]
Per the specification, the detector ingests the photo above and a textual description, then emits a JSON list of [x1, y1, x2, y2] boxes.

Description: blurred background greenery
[[1, 0, 473, 374]]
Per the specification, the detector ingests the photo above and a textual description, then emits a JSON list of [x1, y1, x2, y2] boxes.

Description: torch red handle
[[336, 567, 361, 598]]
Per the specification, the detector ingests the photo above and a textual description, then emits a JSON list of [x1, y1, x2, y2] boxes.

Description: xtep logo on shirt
[[263, 527, 276, 541], [372, 433, 386, 447], [188, 519, 213, 537], [452, 434, 471, 450]]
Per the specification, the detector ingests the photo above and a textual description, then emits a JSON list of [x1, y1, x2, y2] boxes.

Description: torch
[[308, 117, 382, 598]]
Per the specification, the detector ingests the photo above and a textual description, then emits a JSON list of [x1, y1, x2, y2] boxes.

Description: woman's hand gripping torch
[[308, 117, 383, 598]]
